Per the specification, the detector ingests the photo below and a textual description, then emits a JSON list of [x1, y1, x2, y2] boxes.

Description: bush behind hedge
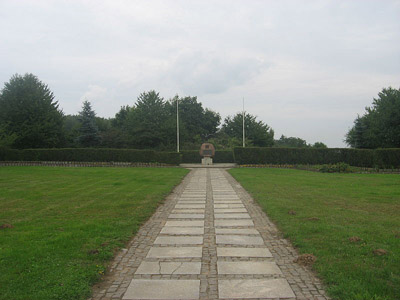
[[233, 147, 400, 168]]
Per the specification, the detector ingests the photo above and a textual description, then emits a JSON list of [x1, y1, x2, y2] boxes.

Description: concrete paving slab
[[218, 279, 295, 299], [216, 235, 264, 245], [168, 214, 205, 219], [178, 199, 206, 202], [165, 220, 204, 227], [214, 204, 245, 208], [171, 209, 205, 213], [160, 227, 204, 235], [154, 236, 203, 245], [217, 247, 272, 257], [214, 213, 251, 219], [146, 247, 203, 258], [215, 228, 259, 235], [214, 219, 254, 227], [213, 208, 248, 213], [123, 279, 200, 299], [135, 262, 202, 274], [175, 204, 205, 209], [218, 261, 282, 274]]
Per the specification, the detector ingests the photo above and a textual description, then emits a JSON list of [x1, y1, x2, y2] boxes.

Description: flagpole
[[242, 97, 245, 147], [177, 98, 180, 153]]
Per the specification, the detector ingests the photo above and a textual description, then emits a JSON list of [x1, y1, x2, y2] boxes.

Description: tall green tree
[[346, 87, 400, 148], [77, 100, 100, 147], [127, 91, 169, 148], [221, 113, 274, 147], [0, 73, 65, 148], [165, 95, 221, 148], [274, 135, 309, 148]]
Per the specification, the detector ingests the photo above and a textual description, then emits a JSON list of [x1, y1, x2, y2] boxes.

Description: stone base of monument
[[201, 157, 213, 165]]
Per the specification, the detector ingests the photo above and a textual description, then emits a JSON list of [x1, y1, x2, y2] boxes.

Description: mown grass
[[0, 166, 189, 300], [229, 168, 400, 300]]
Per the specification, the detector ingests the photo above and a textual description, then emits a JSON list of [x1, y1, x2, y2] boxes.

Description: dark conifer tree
[[0, 73, 64, 148], [77, 100, 100, 147]]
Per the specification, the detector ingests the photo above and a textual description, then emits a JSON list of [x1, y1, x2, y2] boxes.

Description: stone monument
[[199, 143, 215, 165]]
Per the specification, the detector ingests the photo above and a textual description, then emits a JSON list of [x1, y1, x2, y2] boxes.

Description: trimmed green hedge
[[374, 149, 400, 168], [214, 151, 235, 163], [181, 151, 201, 163], [233, 147, 400, 168], [0, 148, 181, 165], [180, 150, 234, 163], [2, 147, 398, 168]]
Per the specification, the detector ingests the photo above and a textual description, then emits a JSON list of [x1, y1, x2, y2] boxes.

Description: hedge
[[180, 150, 234, 163], [0, 148, 181, 165], [233, 147, 400, 168], [374, 148, 400, 168], [2, 147, 399, 168]]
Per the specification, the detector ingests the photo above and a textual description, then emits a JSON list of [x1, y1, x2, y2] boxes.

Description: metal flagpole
[[177, 98, 180, 152], [242, 97, 245, 147]]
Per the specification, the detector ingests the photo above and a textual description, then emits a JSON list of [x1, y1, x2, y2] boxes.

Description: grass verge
[[229, 168, 400, 300], [0, 166, 189, 300]]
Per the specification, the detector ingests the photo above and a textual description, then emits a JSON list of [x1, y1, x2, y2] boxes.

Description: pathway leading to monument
[[91, 168, 329, 300]]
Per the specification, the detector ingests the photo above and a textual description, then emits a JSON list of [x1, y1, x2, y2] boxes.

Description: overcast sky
[[1, 0, 399, 147]]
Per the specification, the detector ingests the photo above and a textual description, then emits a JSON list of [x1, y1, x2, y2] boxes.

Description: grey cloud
[[167, 51, 269, 95]]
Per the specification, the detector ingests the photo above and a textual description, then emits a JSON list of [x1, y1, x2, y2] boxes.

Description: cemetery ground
[[229, 168, 400, 300], [0, 166, 189, 300]]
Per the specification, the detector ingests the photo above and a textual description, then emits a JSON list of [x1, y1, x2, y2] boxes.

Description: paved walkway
[[91, 169, 329, 300]]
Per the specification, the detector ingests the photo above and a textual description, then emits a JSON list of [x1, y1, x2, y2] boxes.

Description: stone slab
[[216, 235, 264, 245], [164, 220, 204, 227], [160, 227, 204, 235], [146, 247, 202, 258], [177, 200, 206, 202], [123, 279, 200, 299], [214, 219, 254, 227], [214, 208, 247, 213], [218, 279, 295, 299], [171, 209, 205, 213], [168, 214, 205, 219], [215, 228, 259, 235], [135, 262, 201, 274], [214, 204, 244, 208], [214, 213, 251, 219], [175, 204, 205, 209], [154, 236, 203, 245], [217, 247, 272, 257], [214, 200, 242, 204], [217, 261, 282, 274]]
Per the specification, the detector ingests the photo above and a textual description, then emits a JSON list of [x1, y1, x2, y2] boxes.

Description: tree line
[[5, 73, 398, 150]]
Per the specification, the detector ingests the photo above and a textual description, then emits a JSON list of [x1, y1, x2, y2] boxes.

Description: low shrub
[[319, 162, 353, 173]]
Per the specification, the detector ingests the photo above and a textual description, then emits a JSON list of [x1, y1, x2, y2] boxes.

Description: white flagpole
[[177, 98, 180, 153], [242, 97, 245, 147]]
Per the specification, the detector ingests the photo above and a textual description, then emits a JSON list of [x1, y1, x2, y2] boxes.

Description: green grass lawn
[[229, 168, 400, 300], [0, 166, 189, 300]]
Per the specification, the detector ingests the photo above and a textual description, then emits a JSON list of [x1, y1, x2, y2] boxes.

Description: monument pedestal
[[202, 157, 213, 165]]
